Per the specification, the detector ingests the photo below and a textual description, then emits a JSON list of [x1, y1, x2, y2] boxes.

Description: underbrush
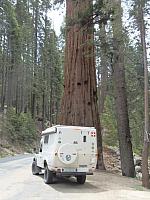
[[0, 107, 39, 155]]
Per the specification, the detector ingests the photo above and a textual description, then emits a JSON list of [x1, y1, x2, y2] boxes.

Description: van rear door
[[78, 129, 97, 167]]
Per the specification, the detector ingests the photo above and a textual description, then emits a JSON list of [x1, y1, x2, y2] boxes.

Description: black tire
[[76, 175, 86, 184], [44, 165, 54, 184], [32, 161, 41, 175]]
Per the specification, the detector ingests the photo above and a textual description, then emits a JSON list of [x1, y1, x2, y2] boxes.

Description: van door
[[78, 129, 97, 167], [78, 130, 91, 166], [37, 138, 44, 168]]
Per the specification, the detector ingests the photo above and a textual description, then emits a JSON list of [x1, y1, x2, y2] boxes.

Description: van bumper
[[56, 172, 93, 176]]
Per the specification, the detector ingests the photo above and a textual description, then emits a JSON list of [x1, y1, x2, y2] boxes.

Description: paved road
[[0, 155, 150, 200]]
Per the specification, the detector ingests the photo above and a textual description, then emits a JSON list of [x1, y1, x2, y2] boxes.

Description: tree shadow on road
[[37, 174, 107, 193]]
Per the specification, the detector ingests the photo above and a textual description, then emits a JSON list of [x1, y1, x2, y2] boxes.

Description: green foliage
[[3, 1, 21, 48], [2, 108, 37, 149], [101, 96, 118, 147], [100, 37, 144, 154], [125, 44, 144, 154], [0, 0, 148, 158], [0, 0, 63, 124]]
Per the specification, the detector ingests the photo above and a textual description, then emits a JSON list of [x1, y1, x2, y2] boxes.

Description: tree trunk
[[0, 35, 7, 112], [59, 0, 105, 169], [137, 1, 150, 189], [7, 37, 15, 108], [31, 1, 38, 118], [98, 24, 108, 114], [111, 0, 135, 177]]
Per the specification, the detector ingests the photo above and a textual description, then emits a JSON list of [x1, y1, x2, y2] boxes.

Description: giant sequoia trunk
[[111, 0, 135, 177], [59, 0, 105, 169]]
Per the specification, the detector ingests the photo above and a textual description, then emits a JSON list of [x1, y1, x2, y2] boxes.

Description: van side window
[[44, 135, 49, 144], [83, 136, 86, 142], [39, 143, 42, 152]]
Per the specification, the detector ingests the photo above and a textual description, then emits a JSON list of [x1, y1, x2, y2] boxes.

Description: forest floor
[[103, 146, 122, 174], [0, 116, 33, 157], [0, 141, 25, 157], [0, 136, 32, 158]]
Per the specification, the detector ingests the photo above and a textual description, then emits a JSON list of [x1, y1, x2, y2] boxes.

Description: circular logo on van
[[66, 154, 71, 161]]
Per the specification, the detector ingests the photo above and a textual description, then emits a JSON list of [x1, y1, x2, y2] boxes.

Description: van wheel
[[32, 161, 41, 175], [76, 175, 86, 184], [44, 165, 54, 184]]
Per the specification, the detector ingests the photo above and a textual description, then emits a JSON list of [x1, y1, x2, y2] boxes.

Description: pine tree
[[128, 0, 150, 187], [110, 0, 135, 177]]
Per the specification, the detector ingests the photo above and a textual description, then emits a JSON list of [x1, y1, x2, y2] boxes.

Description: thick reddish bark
[[59, 0, 105, 169]]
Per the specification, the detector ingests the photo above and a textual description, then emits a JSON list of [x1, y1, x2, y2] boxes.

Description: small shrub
[[2, 107, 37, 149]]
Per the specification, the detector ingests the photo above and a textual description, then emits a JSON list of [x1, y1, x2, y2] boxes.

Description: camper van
[[32, 125, 97, 184]]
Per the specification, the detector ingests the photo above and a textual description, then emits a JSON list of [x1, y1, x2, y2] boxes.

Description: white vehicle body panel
[[34, 125, 97, 175]]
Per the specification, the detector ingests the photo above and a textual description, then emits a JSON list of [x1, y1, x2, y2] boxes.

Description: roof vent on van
[[58, 144, 77, 165]]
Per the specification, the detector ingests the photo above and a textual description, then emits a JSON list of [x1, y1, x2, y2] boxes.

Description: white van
[[32, 125, 97, 184]]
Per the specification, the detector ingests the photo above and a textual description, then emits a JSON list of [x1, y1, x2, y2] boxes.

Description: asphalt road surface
[[0, 154, 150, 200]]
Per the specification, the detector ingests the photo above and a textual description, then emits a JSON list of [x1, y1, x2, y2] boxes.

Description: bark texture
[[111, 0, 135, 177], [98, 24, 108, 114], [137, 1, 150, 189], [59, 0, 105, 169]]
